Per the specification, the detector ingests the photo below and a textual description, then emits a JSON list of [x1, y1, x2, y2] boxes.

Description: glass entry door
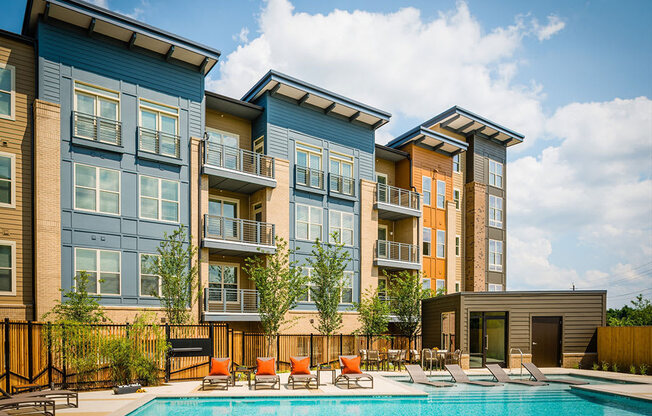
[[469, 312, 507, 368]]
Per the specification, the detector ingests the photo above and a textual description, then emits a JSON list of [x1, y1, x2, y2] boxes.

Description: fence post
[[47, 322, 52, 388], [61, 323, 67, 388], [164, 324, 171, 382], [276, 335, 280, 371], [340, 334, 343, 357], [4, 318, 9, 392], [309, 334, 313, 368], [27, 321, 33, 383], [209, 322, 214, 368], [241, 331, 245, 367], [366, 334, 370, 350]]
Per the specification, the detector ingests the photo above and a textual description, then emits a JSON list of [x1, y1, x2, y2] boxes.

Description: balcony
[[295, 166, 325, 193], [329, 173, 356, 199], [138, 126, 181, 164], [374, 240, 420, 270], [374, 183, 421, 220], [203, 142, 276, 193], [72, 111, 122, 151], [203, 288, 260, 322], [202, 214, 275, 256]]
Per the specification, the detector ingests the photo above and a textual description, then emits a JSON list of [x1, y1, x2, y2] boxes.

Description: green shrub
[[630, 365, 637, 374], [103, 337, 133, 385], [601, 361, 609, 371], [612, 363, 619, 372], [592, 362, 600, 371], [640, 364, 648, 376]]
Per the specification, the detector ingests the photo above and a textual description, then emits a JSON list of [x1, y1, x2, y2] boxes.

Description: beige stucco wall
[[205, 109, 252, 150]]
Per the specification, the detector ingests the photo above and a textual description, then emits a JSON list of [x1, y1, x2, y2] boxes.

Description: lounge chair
[[287, 356, 318, 389], [445, 364, 502, 387], [335, 355, 374, 389], [254, 357, 280, 390], [1, 385, 79, 408], [202, 357, 233, 390], [522, 362, 588, 385], [485, 364, 547, 386], [405, 364, 454, 387], [0, 396, 55, 416]]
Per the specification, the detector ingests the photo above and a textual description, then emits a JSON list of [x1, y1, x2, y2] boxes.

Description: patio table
[[232, 366, 253, 388]]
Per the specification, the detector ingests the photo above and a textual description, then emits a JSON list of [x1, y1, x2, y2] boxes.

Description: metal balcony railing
[[330, 173, 355, 196], [138, 126, 180, 158], [375, 183, 420, 210], [296, 165, 324, 190], [204, 214, 275, 246], [204, 142, 275, 179], [375, 240, 420, 263], [73, 111, 122, 145], [204, 287, 260, 314]]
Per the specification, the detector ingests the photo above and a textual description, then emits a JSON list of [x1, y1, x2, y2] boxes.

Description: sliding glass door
[[469, 311, 508, 368]]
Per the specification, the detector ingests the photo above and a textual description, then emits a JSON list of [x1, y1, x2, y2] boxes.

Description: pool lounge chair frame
[[485, 364, 547, 386], [1, 385, 79, 408], [335, 356, 374, 389], [0, 397, 55, 416], [522, 362, 588, 385], [445, 364, 503, 387], [254, 357, 281, 390], [405, 365, 454, 387], [288, 356, 318, 390], [201, 358, 233, 391]]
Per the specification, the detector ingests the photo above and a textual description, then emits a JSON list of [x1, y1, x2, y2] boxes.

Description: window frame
[[329, 152, 354, 178], [488, 283, 503, 292], [139, 175, 180, 223], [206, 127, 239, 148], [295, 203, 323, 242], [74, 247, 121, 296], [452, 154, 461, 173], [489, 239, 504, 272], [436, 180, 446, 209], [489, 195, 503, 228], [489, 159, 504, 189], [378, 276, 388, 301], [0, 64, 16, 121], [329, 210, 354, 246], [139, 99, 179, 134], [73, 163, 121, 215], [253, 135, 265, 153], [435, 279, 445, 293], [0, 152, 16, 209], [453, 188, 460, 210], [422, 176, 432, 206], [139, 253, 161, 298], [340, 271, 354, 304], [0, 240, 16, 296], [208, 262, 240, 303], [73, 81, 120, 119], [423, 228, 431, 257], [455, 235, 461, 257], [436, 230, 446, 259], [298, 267, 318, 302]]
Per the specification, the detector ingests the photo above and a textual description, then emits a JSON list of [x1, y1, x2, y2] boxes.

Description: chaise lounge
[[0, 396, 55, 416], [1, 385, 79, 408], [202, 357, 233, 390], [405, 365, 454, 387], [254, 357, 280, 390], [335, 355, 374, 389], [522, 362, 588, 385], [287, 356, 318, 389], [445, 364, 502, 387], [485, 364, 547, 386]]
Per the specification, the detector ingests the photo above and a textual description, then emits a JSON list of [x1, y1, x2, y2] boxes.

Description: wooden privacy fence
[[598, 326, 652, 368]]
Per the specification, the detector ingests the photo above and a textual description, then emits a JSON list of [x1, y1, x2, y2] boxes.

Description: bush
[[592, 362, 600, 371], [630, 365, 637, 374], [600, 361, 610, 371], [612, 363, 619, 372], [640, 364, 648, 376]]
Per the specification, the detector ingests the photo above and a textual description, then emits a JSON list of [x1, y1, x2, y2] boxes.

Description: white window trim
[[488, 283, 503, 292], [329, 210, 354, 246], [139, 253, 161, 298], [489, 239, 504, 272], [423, 227, 431, 257], [436, 230, 446, 259], [436, 180, 446, 209], [299, 267, 317, 302], [139, 99, 179, 134], [422, 176, 432, 206], [329, 152, 354, 177], [0, 64, 16, 121], [455, 235, 461, 257], [206, 127, 240, 148], [139, 175, 180, 223], [453, 188, 460, 211], [295, 203, 323, 242], [452, 154, 461, 174], [340, 271, 354, 304], [253, 135, 264, 153], [73, 81, 120, 118], [378, 276, 388, 300], [209, 196, 240, 218], [296, 142, 322, 168], [435, 279, 446, 292], [375, 172, 388, 184], [0, 152, 16, 209], [489, 195, 503, 228], [209, 262, 240, 303], [0, 240, 16, 296], [74, 247, 121, 296], [489, 159, 504, 189], [73, 163, 121, 215]]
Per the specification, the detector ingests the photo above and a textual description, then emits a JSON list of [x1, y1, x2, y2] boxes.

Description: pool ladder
[[509, 348, 524, 377]]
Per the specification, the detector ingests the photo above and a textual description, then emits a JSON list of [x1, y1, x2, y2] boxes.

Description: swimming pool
[[127, 375, 652, 416]]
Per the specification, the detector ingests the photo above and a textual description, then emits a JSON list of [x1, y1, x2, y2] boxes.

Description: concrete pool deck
[[39, 368, 652, 416]]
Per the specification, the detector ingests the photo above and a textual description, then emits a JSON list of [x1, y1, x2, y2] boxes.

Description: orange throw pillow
[[290, 357, 311, 375], [341, 356, 361, 374], [256, 358, 276, 375], [209, 358, 230, 376]]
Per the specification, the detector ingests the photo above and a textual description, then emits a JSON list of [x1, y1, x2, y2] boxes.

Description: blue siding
[[37, 20, 203, 306]]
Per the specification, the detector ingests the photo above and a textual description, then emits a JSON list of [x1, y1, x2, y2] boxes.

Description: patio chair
[[446, 349, 462, 365], [254, 357, 280, 390], [410, 349, 420, 364], [0, 385, 78, 408], [421, 349, 437, 372], [288, 356, 318, 389], [202, 357, 233, 390], [366, 350, 382, 371], [359, 349, 368, 370], [445, 364, 502, 387], [335, 355, 374, 389], [486, 364, 547, 386], [522, 362, 588, 385], [0, 397, 55, 416], [405, 365, 454, 387], [388, 350, 406, 371]]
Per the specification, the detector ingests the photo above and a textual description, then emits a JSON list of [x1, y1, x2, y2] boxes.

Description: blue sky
[[2, 0, 651, 307]]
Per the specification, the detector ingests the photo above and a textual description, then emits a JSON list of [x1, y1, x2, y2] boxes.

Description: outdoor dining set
[[357, 348, 461, 372]]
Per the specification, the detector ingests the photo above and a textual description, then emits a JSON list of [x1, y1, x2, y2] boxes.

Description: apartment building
[[0, 30, 35, 320]]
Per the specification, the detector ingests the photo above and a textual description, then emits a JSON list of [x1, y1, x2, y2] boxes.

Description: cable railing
[[330, 173, 355, 196], [73, 111, 122, 145], [138, 126, 180, 158], [295, 165, 324, 190], [375, 183, 420, 210], [375, 240, 420, 264], [204, 142, 275, 179], [204, 287, 260, 314], [204, 214, 275, 246]]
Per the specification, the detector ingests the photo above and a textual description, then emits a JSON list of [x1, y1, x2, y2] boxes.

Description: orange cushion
[[341, 356, 361, 374], [290, 357, 311, 375], [209, 358, 230, 376], [256, 358, 276, 376]]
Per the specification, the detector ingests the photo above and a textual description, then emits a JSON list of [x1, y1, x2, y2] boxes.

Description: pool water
[[127, 375, 652, 416]]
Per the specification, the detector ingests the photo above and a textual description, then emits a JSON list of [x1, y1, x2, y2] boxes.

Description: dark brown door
[[532, 316, 562, 367]]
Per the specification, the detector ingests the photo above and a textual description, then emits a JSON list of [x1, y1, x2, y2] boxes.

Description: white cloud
[[233, 27, 250, 43], [532, 15, 566, 41]]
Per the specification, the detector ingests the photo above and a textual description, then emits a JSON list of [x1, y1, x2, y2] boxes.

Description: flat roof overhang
[[375, 143, 409, 162], [23, 0, 220, 74], [203, 238, 276, 257], [205, 91, 263, 120], [202, 164, 277, 194], [374, 202, 421, 220], [389, 127, 469, 155], [374, 258, 421, 271], [242, 70, 391, 130]]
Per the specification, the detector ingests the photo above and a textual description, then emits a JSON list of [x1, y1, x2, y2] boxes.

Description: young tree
[[307, 233, 351, 366], [44, 270, 107, 323], [243, 236, 308, 357], [354, 287, 391, 346], [147, 225, 200, 324], [387, 270, 432, 353]]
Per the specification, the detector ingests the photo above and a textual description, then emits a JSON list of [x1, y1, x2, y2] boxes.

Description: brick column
[[445, 200, 456, 294], [464, 182, 486, 292], [189, 137, 204, 322], [359, 179, 379, 295]]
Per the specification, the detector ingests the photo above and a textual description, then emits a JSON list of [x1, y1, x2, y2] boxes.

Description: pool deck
[[40, 368, 651, 416]]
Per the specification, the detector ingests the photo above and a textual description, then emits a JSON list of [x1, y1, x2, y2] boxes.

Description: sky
[[2, 0, 651, 308]]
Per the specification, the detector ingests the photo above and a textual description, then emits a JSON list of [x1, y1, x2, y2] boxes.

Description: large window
[[297, 267, 317, 302], [0, 64, 15, 120], [74, 164, 120, 215], [139, 176, 179, 222], [452, 154, 460, 173], [453, 188, 460, 210], [378, 277, 387, 301], [139, 100, 179, 157], [489, 160, 503, 188], [436, 230, 446, 258], [341, 272, 353, 304], [329, 210, 354, 246], [488, 283, 503, 292], [422, 176, 431, 205], [296, 143, 322, 188], [436, 279, 445, 293], [423, 228, 431, 256], [140, 254, 161, 297], [209, 263, 238, 302], [74, 82, 120, 144], [75, 248, 120, 295], [436, 180, 446, 209], [296, 204, 322, 241], [489, 195, 503, 228], [206, 128, 238, 148], [0, 152, 14, 208], [330, 153, 354, 195], [455, 235, 461, 257], [489, 240, 503, 272], [0, 241, 15, 295]]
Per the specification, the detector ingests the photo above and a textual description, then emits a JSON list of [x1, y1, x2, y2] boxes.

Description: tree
[[243, 236, 308, 356], [147, 225, 199, 324], [387, 270, 432, 352], [307, 233, 351, 366], [43, 270, 107, 323], [608, 295, 652, 326], [354, 287, 391, 346]]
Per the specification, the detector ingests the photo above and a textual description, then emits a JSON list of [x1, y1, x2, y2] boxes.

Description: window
[[329, 210, 354, 246], [455, 235, 461, 257], [489, 160, 503, 188], [455, 282, 460, 292], [253, 136, 264, 154], [489, 195, 503, 228], [73, 82, 120, 144], [139, 176, 179, 222], [453, 188, 460, 210], [74, 164, 120, 214], [341, 272, 353, 304], [208, 263, 238, 302], [296, 204, 322, 241], [422, 176, 431, 205], [422, 279, 431, 290], [0, 64, 15, 120], [206, 128, 239, 148], [139, 100, 179, 157], [140, 254, 160, 297], [0, 241, 15, 294], [436, 279, 445, 293], [0, 152, 15, 208], [436, 180, 446, 209], [423, 228, 431, 256], [75, 248, 120, 295], [330, 153, 354, 195], [296, 143, 322, 188], [436, 230, 446, 258], [489, 240, 503, 272], [488, 283, 503, 292], [452, 154, 460, 173], [378, 277, 388, 301], [298, 268, 318, 302]]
